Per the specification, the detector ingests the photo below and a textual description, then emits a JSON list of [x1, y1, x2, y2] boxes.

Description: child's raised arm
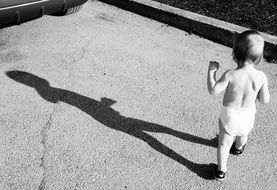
[[258, 73, 270, 104], [207, 61, 230, 95]]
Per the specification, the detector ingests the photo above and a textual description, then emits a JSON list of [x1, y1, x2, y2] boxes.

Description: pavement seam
[[98, 0, 277, 62], [38, 114, 53, 190]]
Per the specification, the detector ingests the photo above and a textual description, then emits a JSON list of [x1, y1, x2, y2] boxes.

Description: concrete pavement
[[0, 1, 277, 189]]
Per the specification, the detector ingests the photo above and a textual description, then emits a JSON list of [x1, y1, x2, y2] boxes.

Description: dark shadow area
[[6, 70, 217, 180]]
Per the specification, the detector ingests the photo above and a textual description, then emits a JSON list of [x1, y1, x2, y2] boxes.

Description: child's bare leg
[[217, 119, 234, 172], [235, 135, 248, 150]]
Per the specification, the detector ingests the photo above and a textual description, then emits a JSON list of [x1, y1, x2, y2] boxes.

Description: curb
[[98, 0, 277, 62]]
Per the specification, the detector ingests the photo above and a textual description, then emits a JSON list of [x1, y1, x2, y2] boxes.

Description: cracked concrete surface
[[39, 114, 53, 190], [0, 1, 277, 189]]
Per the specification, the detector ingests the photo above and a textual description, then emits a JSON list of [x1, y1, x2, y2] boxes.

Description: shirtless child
[[207, 30, 270, 181]]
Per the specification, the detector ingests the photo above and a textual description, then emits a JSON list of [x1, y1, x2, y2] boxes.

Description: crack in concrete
[[38, 114, 53, 190]]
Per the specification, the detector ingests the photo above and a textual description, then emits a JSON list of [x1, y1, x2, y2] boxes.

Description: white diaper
[[219, 106, 256, 136]]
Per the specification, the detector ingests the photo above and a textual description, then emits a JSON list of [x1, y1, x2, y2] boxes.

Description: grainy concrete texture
[[0, 1, 276, 190], [99, 0, 277, 61]]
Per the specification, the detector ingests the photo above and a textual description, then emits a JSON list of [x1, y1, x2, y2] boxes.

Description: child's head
[[232, 30, 264, 68]]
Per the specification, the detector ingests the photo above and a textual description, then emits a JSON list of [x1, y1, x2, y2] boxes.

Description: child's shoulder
[[249, 68, 267, 84], [253, 68, 267, 79], [224, 68, 266, 81]]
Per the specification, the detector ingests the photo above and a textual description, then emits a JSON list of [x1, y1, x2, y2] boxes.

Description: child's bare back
[[222, 65, 269, 108]]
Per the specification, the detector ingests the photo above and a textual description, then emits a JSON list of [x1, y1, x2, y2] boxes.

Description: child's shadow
[[6, 70, 217, 180]]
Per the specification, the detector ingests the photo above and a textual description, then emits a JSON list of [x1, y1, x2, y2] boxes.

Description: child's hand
[[209, 61, 219, 71]]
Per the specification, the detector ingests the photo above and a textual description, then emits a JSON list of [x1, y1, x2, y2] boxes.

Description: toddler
[[207, 30, 270, 181]]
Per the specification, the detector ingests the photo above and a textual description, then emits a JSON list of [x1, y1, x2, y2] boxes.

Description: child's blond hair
[[232, 30, 264, 68]]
